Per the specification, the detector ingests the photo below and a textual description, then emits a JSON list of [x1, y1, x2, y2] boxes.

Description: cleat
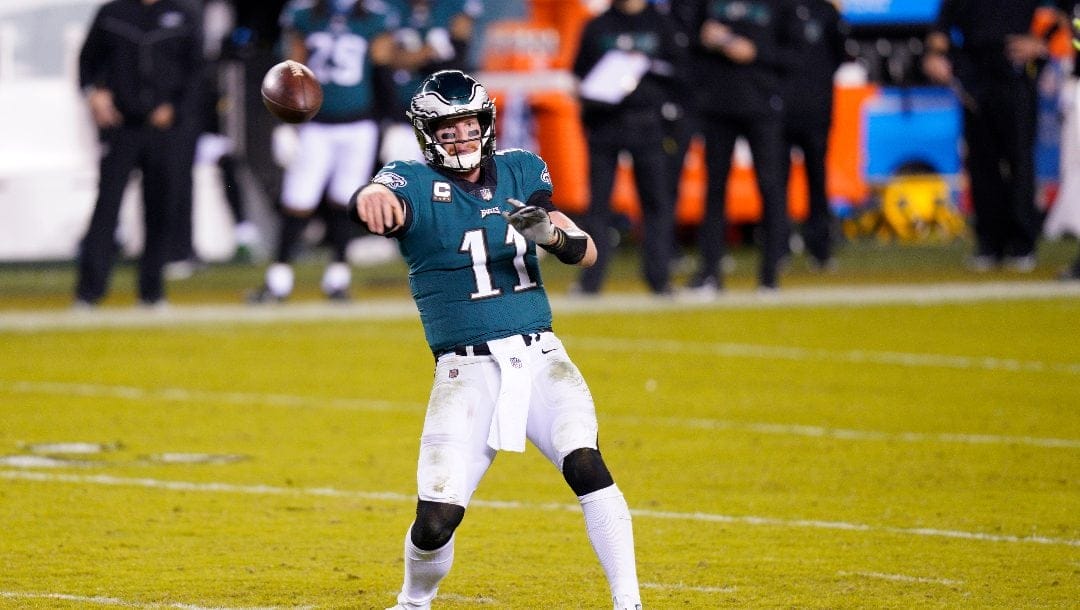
[[680, 274, 720, 301], [385, 602, 430, 610], [1004, 254, 1036, 273], [246, 285, 286, 304], [808, 256, 838, 274], [138, 299, 169, 311], [324, 288, 352, 302], [966, 255, 996, 273]]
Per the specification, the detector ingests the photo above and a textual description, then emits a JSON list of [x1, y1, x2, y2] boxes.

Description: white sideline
[[0, 591, 311, 609], [2, 281, 1078, 332], [3, 379, 1078, 450], [4, 470, 1078, 548]]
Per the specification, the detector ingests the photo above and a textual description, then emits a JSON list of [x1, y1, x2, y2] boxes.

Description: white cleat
[[386, 599, 431, 610], [614, 594, 643, 610]]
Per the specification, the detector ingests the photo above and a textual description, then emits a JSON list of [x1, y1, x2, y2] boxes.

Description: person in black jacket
[[75, 0, 202, 307], [572, 0, 686, 296], [684, 0, 798, 294], [922, 0, 1048, 272], [781, 0, 849, 271]]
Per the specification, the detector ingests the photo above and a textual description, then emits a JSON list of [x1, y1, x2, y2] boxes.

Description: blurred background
[[0, 0, 1073, 266]]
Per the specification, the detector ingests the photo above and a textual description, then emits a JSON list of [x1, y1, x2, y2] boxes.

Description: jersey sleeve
[[369, 161, 421, 238]]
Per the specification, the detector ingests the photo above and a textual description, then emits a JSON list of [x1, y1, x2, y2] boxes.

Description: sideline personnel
[[922, 0, 1047, 272], [75, 0, 201, 307], [685, 0, 799, 294], [572, 0, 685, 296], [781, 0, 849, 270]]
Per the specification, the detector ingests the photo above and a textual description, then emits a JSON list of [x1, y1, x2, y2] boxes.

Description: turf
[[1, 239, 1079, 608]]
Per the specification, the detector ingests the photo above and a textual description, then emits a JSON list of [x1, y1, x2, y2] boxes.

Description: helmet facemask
[[408, 70, 496, 172]]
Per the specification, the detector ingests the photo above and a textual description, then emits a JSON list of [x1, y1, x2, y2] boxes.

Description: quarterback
[[350, 70, 642, 610]]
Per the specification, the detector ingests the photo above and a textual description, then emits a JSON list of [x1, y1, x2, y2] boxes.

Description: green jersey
[[384, 0, 482, 114], [372, 149, 555, 353], [281, 1, 397, 122]]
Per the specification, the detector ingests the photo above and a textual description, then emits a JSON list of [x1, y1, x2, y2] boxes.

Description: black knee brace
[[410, 500, 465, 551], [561, 447, 615, 497]]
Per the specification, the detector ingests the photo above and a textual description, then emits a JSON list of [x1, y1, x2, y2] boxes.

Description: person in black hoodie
[[684, 0, 799, 294], [75, 0, 202, 307], [780, 0, 849, 271], [572, 0, 687, 296]]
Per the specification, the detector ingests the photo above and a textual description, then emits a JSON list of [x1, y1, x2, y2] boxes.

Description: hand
[[149, 103, 174, 130], [1005, 34, 1047, 67], [355, 184, 404, 235], [722, 36, 757, 64], [425, 27, 456, 61], [701, 21, 756, 64], [922, 52, 953, 85], [87, 87, 122, 128], [503, 198, 557, 245]]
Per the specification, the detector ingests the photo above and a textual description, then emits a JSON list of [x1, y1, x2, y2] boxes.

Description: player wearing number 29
[[251, 0, 428, 303], [350, 70, 643, 610]]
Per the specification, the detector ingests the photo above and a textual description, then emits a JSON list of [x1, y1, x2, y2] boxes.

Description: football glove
[[503, 198, 557, 245]]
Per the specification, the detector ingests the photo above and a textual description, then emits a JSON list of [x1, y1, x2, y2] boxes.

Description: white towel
[[485, 335, 533, 452]]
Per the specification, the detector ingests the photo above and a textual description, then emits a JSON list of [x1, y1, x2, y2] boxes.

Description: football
[[260, 60, 323, 123]]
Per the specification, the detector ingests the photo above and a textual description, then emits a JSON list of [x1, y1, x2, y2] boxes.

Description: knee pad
[[561, 447, 614, 497], [410, 500, 465, 551]]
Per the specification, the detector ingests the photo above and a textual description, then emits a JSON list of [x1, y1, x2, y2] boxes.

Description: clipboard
[[578, 49, 651, 104]]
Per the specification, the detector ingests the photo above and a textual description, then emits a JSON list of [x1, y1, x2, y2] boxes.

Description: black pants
[[578, 122, 675, 294], [76, 124, 179, 304], [965, 73, 1041, 259], [698, 113, 789, 288], [166, 120, 201, 263], [782, 115, 833, 262]]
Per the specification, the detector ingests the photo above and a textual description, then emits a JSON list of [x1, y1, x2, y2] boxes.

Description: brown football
[[260, 60, 323, 123]]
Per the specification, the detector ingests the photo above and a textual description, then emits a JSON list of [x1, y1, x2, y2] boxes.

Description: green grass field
[[2, 239, 1079, 608]]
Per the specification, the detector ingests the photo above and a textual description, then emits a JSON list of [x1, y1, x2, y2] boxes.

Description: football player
[[350, 70, 643, 610], [377, 0, 482, 164], [249, 0, 433, 302]]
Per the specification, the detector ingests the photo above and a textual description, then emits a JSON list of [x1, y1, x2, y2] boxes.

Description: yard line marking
[[2, 281, 1078, 332], [566, 336, 1080, 376], [4, 379, 1078, 450], [615, 415, 1080, 449], [641, 582, 737, 594], [0, 380, 418, 413], [0, 591, 311, 609], [4, 470, 1079, 548], [837, 571, 964, 587]]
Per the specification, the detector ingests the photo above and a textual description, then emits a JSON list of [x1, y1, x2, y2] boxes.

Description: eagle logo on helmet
[[408, 70, 497, 172]]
